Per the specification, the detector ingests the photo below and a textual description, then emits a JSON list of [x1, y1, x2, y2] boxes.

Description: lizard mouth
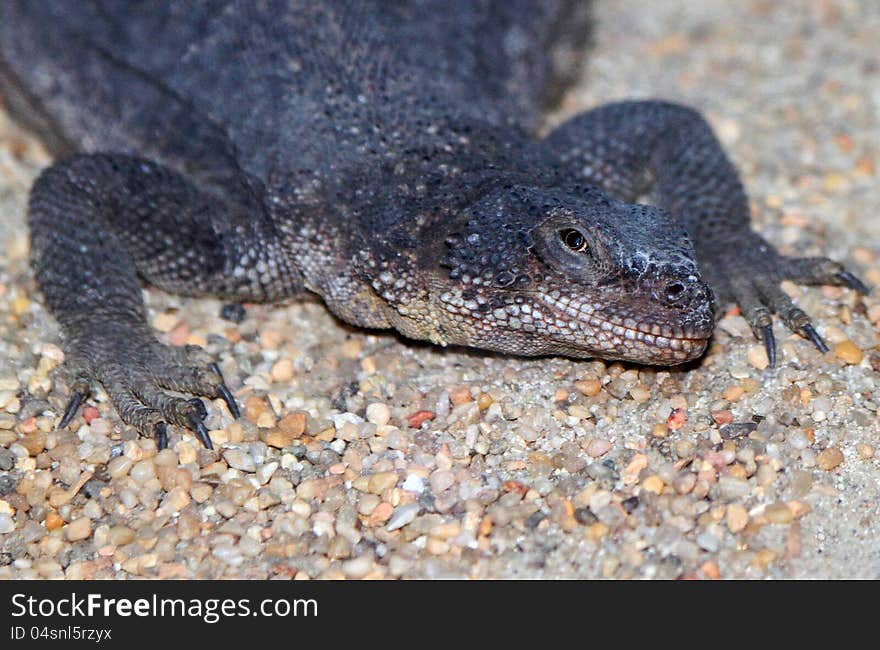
[[538, 294, 713, 364]]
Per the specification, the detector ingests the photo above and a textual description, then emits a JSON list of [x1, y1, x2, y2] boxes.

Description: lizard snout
[[658, 275, 712, 311]]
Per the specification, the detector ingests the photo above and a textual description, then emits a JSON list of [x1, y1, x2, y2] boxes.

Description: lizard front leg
[[543, 100, 867, 365], [28, 153, 301, 448]]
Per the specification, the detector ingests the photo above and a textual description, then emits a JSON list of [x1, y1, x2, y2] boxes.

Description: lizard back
[[0, 0, 592, 184]]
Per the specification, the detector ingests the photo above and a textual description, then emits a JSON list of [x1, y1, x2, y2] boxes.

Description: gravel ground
[[1, 0, 879, 579]]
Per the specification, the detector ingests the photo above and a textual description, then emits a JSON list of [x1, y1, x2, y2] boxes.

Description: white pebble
[[386, 503, 420, 531], [402, 474, 424, 493], [333, 412, 364, 429], [224, 448, 256, 472], [366, 402, 391, 426], [212, 544, 244, 567], [0, 513, 14, 534], [257, 461, 279, 485], [342, 555, 373, 578]]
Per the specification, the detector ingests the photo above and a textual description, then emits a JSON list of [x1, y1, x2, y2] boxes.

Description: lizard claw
[[154, 422, 169, 450], [58, 380, 90, 429], [59, 391, 85, 429], [211, 362, 240, 419], [188, 397, 208, 420], [760, 324, 776, 368], [800, 323, 829, 354], [189, 413, 213, 450], [835, 270, 870, 295]]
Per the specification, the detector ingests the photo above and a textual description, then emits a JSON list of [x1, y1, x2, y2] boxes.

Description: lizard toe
[[109, 389, 165, 443], [130, 379, 217, 449], [152, 346, 241, 419], [781, 256, 871, 294], [726, 272, 777, 363]]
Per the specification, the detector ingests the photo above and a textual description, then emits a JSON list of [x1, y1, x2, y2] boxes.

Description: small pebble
[[629, 386, 651, 402], [586, 438, 611, 458], [257, 461, 279, 484], [368, 471, 398, 494], [82, 406, 100, 424], [401, 474, 424, 493], [726, 504, 749, 533], [109, 526, 136, 546], [277, 412, 307, 436], [756, 463, 776, 487], [622, 454, 648, 485], [190, 483, 213, 504], [857, 443, 875, 459], [673, 473, 697, 495], [711, 410, 734, 425], [817, 447, 844, 471], [722, 385, 744, 402], [667, 408, 686, 430], [219, 303, 247, 323], [223, 448, 256, 473], [341, 556, 373, 579], [429, 470, 455, 494], [696, 531, 720, 552], [366, 402, 391, 426], [574, 379, 602, 397], [358, 494, 380, 516], [19, 431, 47, 455], [717, 475, 751, 500], [129, 459, 156, 483], [177, 442, 197, 465], [162, 487, 191, 512], [407, 410, 436, 428], [641, 476, 664, 495], [764, 502, 795, 525], [369, 502, 393, 525], [477, 393, 493, 410], [65, 517, 92, 541], [270, 358, 295, 382], [834, 340, 863, 365], [0, 448, 14, 471], [261, 428, 298, 449], [45, 512, 64, 531], [107, 456, 133, 478], [747, 345, 769, 369], [386, 503, 420, 531]]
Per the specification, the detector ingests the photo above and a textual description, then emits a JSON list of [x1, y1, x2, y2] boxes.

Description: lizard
[[0, 1, 867, 450]]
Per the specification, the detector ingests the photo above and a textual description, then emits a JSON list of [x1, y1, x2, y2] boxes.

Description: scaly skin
[[0, 1, 866, 447]]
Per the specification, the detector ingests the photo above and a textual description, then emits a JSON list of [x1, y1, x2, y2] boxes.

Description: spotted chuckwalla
[[0, 1, 867, 448]]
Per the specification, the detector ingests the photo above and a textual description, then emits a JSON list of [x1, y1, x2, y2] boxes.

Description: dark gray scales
[[0, 0, 866, 448]]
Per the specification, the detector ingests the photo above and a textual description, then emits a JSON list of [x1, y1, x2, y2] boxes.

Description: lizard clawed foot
[[58, 337, 238, 450], [715, 244, 868, 366]]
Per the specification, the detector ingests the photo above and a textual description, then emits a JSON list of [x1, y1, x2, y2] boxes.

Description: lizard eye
[[560, 229, 588, 252]]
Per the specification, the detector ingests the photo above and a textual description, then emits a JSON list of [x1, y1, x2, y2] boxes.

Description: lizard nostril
[[665, 282, 686, 304]]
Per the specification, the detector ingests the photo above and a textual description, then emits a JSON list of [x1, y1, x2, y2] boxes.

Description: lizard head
[[427, 185, 715, 365]]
